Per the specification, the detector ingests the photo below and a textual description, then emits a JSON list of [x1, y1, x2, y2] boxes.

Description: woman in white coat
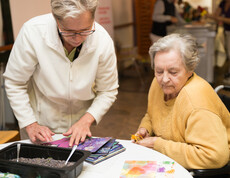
[[3, 0, 118, 147]]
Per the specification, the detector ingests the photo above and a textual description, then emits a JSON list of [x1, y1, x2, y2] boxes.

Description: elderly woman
[[133, 33, 230, 169], [3, 0, 118, 146]]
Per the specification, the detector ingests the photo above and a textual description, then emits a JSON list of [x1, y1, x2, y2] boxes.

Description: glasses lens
[[60, 30, 95, 37], [79, 30, 95, 36], [60, 32, 75, 37]]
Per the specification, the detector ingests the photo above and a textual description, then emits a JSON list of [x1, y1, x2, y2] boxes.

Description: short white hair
[[149, 33, 200, 72], [51, 0, 98, 20]]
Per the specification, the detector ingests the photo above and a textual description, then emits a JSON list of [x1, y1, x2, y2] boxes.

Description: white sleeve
[[3, 24, 38, 129], [86, 38, 118, 124]]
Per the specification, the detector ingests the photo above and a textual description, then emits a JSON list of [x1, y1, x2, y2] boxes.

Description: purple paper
[[42, 137, 111, 152], [94, 139, 116, 155], [77, 137, 111, 152], [42, 137, 70, 147]]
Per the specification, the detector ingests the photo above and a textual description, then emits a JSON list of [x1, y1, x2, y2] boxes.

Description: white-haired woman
[[3, 0, 118, 147], [133, 33, 230, 169]]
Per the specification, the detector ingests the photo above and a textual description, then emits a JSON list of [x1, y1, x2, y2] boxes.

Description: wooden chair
[[0, 130, 20, 144]]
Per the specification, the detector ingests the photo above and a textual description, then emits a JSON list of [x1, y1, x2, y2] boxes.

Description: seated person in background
[[132, 33, 230, 169]]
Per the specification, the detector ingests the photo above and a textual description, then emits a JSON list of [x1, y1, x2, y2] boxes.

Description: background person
[[133, 33, 230, 169], [207, 0, 230, 84], [3, 0, 118, 147], [150, 0, 185, 44]]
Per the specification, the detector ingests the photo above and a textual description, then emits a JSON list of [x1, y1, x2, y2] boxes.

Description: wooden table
[[0, 130, 19, 144]]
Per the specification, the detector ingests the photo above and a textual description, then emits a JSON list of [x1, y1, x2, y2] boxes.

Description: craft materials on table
[[86, 140, 126, 164], [42, 137, 111, 152], [131, 134, 143, 143], [120, 160, 175, 178], [42, 137, 126, 164]]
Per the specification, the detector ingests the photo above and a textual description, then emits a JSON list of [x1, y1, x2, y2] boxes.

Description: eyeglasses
[[57, 21, 95, 37]]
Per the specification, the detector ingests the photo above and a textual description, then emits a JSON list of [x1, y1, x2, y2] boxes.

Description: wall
[[9, 0, 134, 48], [9, 0, 51, 38], [111, 0, 134, 48], [95, 0, 114, 39]]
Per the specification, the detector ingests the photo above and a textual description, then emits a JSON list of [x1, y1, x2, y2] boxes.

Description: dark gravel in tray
[[10, 157, 74, 168]]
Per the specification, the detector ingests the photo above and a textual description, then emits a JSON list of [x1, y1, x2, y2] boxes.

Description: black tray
[[0, 142, 91, 178]]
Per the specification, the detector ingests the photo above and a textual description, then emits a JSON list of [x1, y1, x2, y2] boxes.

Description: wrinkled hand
[[131, 127, 149, 143], [137, 127, 149, 138], [136, 136, 158, 149], [63, 113, 95, 147], [132, 128, 158, 148], [26, 122, 55, 143]]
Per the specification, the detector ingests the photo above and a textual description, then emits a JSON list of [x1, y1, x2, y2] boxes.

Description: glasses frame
[[57, 20, 95, 37]]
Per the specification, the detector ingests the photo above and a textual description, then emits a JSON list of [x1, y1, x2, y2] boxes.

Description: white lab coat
[[3, 13, 118, 137]]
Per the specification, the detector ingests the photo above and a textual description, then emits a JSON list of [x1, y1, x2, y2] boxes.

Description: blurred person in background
[[150, 0, 185, 44], [207, 0, 230, 84]]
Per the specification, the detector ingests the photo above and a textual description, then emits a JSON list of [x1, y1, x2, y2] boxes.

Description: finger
[[140, 128, 146, 135], [74, 134, 81, 146], [50, 130, 55, 135], [87, 130, 92, 138], [139, 129, 146, 135], [69, 134, 75, 147], [30, 135, 37, 143], [44, 131, 53, 142], [69, 133, 80, 147], [63, 129, 72, 136], [131, 139, 136, 143], [136, 140, 141, 145], [80, 134, 86, 143], [36, 133, 47, 142], [40, 129, 53, 142], [48, 130, 55, 140], [139, 128, 148, 137], [46, 134, 53, 142]]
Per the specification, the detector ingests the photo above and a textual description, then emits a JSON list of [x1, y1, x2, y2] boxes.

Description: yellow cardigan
[[139, 73, 230, 169]]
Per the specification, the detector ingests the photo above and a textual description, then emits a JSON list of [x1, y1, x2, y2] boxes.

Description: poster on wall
[[95, 0, 114, 39]]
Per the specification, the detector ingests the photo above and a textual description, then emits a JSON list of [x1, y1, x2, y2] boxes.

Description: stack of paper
[[42, 137, 126, 165], [85, 139, 126, 164]]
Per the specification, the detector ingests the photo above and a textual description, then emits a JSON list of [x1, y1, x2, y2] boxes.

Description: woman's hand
[[26, 122, 55, 143], [137, 127, 149, 138], [136, 136, 158, 149], [131, 127, 149, 143], [63, 112, 95, 147], [132, 127, 158, 148]]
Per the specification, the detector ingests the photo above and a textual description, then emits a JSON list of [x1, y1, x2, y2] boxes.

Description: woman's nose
[[162, 72, 170, 83]]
